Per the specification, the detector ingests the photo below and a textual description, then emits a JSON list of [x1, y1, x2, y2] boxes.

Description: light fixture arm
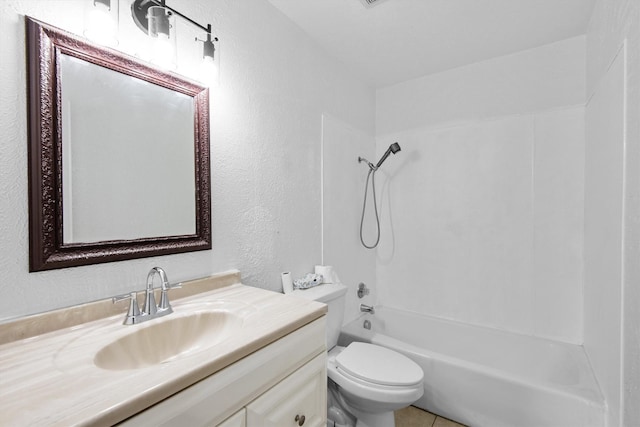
[[131, 0, 217, 41]]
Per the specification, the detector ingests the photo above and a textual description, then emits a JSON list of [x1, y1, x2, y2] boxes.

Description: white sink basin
[[94, 310, 241, 370]]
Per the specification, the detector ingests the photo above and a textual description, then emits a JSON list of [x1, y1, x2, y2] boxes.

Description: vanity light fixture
[[84, 0, 119, 47], [131, 0, 218, 70]]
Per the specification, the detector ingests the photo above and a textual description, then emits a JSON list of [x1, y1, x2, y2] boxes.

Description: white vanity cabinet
[[216, 354, 325, 427], [246, 353, 326, 427], [217, 409, 246, 427], [118, 317, 327, 427]]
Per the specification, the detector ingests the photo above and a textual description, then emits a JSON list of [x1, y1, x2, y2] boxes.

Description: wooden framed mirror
[[26, 17, 211, 272]]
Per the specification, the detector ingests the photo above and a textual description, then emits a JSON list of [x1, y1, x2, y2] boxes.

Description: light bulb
[[151, 34, 175, 69], [84, 1, 118, 47], [199, 55, 218, 86]]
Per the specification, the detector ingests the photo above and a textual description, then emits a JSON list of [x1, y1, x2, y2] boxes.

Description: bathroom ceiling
[[267, 0, 596, 88]]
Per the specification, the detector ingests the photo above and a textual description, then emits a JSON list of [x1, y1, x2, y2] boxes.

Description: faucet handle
[[112, 292, 141, 325], [357, 282, 370, 299], [159, 282, 182, 311], [163, 281, 183, 291]]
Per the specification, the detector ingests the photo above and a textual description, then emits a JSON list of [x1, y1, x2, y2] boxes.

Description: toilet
[[292, 282, 424, 427]]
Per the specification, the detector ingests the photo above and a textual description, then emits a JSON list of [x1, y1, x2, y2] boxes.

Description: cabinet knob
[[295, 414, 306, 426]]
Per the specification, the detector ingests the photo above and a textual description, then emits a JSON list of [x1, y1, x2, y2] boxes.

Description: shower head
[[375, 142, 402, 169]]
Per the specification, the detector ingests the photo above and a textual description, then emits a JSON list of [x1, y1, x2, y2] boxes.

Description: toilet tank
[[292, 282, 347, 350]]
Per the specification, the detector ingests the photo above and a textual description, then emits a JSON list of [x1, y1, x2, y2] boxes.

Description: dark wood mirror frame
[[26, 17, 211, 272]]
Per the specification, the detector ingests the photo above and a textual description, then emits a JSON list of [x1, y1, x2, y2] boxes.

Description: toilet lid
[[335, 342, 423, 387]]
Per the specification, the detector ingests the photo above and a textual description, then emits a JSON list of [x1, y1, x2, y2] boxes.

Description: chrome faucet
[[112, 267, 182, 325], [360, 304, 375, 314]]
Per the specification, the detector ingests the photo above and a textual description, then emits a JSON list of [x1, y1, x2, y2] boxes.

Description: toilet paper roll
[[314, 265, 336, 284], [281, 272, 293, 294]]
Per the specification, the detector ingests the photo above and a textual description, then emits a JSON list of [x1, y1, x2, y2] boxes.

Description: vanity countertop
[[0, 273, 326, 426]]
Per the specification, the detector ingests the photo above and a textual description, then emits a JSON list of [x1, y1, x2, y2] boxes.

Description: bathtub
[[338, 307, 605, 427]]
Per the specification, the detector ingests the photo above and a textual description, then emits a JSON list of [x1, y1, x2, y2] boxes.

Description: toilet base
[[328, 378, 396, 427], [352, 409, 395, 427]]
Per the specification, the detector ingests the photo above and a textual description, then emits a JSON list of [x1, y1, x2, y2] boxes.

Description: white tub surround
[[340, 307, 604, 427], [374, 38, 586, 345], [0, 272, 326, 426]]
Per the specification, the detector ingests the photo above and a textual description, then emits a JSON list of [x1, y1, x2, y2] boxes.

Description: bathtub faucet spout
[[360, 304, 375, 314]]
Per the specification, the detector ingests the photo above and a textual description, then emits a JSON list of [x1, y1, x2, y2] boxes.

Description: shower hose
[[360, 167, 380, 249]]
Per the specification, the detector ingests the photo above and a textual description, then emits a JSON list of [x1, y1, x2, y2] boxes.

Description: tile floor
[[395, 406, 467, 427]]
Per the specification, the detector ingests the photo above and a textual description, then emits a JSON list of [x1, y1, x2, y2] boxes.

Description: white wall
[[0, 0, 374, 321], [584, 0, 640, 425], [375, 37, 586, 343]]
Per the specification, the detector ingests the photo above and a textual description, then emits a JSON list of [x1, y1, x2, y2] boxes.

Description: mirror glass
[[26, 17, 211, 271], [60, 54, 196, 243]]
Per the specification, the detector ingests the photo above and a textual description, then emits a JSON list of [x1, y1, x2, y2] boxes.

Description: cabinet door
[[246, 354, 326, 427], [217, 409, 245, 427]]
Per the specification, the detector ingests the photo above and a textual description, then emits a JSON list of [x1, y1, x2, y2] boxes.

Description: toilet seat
[[335, 342, 423, 387], [327, 344, 424, 414]]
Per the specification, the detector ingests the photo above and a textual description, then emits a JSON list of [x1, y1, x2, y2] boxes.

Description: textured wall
[[375, 39, 586, 343], [0, 0, 374, 321], [585, 0, 640, 426]]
